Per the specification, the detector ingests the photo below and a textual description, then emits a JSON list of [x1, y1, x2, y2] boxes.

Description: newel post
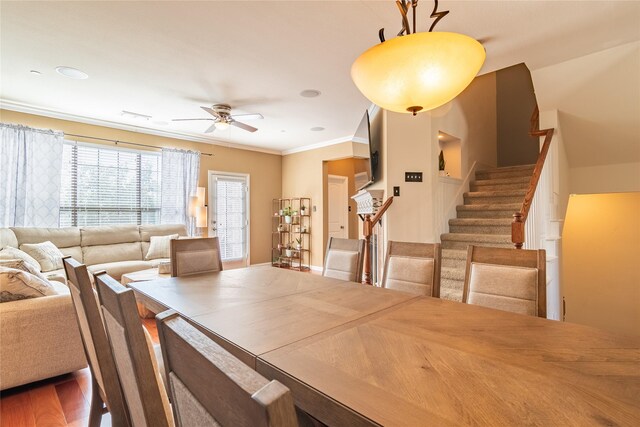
[[362, 214, 373, 285], [512, 212, 524, 249]]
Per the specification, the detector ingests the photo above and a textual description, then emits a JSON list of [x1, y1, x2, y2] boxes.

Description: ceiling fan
[[173, 104, 263, 133]]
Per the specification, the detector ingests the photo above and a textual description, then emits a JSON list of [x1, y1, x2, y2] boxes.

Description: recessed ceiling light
[[300, 89, 321, 98], [55, 66, 88, 79], [310, 127, 325, 132], [30, 70, 41, 75], [281, 130, 286, 133]]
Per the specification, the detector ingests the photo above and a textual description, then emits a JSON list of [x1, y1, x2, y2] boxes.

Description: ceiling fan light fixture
[[214, 121, 230, 131], [351, 0, 485, 115]]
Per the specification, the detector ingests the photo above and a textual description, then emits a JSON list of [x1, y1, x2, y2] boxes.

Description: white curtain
[[160, 147, 200, 235], [0, 123, 64, 228]]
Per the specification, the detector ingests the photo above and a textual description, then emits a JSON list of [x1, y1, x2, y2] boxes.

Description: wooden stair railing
[[512, 106, 555, 249]]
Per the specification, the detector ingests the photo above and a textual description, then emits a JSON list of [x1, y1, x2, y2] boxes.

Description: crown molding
[[0, 99, 282, 156], [281, 135, 356, 155]]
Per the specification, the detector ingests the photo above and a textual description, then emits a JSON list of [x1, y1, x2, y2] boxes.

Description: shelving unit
[[271, 197, 311, 272]]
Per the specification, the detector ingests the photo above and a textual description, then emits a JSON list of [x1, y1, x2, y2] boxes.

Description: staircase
[[440, 164, 535, 301]]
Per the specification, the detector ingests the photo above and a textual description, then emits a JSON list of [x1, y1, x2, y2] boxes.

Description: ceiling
[[1, 1, 639, 154]]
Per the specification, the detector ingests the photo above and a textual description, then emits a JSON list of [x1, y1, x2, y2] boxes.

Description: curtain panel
[[0, 123, 64, 227], [160, 148, 200, 235]]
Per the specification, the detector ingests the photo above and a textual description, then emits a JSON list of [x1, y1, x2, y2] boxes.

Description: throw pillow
[[20, 241, 64, 272], [0, 259, 49, 282], [146, 234, 179, 260], [0, 247, 42, 272], [0, 266, 57, 303]]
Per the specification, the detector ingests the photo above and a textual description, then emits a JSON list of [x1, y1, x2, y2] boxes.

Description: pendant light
[[351, 0, 485, 115]]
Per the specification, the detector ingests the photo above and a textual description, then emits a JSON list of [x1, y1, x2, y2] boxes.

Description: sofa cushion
[[87, 260, 155, 281], [0, 247, 41, 272], [81, 225, 140, 247], [0, 229, 18, 249], [20, 241, 65, 272], [60, 246, 83, 263], [0, 266, 58, 303], [139, 224, 188, 242], [146, 234, 179, 260], [149, 258, 170, 268], [11, 227, 80, 249], [83, 242, 143, 266], [45, 269, 68, 284]]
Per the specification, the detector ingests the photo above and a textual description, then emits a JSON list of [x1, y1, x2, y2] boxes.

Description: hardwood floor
[[0, 319, 158, 427]]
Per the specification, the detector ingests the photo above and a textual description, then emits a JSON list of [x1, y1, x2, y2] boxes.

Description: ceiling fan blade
[[205, 123, 217, 134], [172, 118, 214, 121], [201, 106, 222, 119], [230, 120, 258, 133], [230, 113, 263, 121]]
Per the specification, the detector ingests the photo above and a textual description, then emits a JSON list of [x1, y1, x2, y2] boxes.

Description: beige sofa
[[0, 223, 187, 390]]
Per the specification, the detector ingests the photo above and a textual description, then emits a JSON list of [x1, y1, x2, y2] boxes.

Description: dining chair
[[322, 237, 365, 282], [62, 257, 131, 427], [156, 310, 299, 427], [94, 271, 174, 427], [381, 241, 441, 297], [170, 237, 223, 277], [462, 245, 546, 317]]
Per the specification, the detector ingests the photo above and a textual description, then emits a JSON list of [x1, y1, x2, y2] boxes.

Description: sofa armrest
[[0, 294, 87, 390]]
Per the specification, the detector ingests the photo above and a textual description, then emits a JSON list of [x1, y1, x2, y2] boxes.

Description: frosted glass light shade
[[188, 195, 199, 217], [196, 206, 208, 228], [351, 32, 485, 114]]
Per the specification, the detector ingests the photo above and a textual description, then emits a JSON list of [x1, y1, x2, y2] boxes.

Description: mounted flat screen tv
[[354, 109, 381, 191]]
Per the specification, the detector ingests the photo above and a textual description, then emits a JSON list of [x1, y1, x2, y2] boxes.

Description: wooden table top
[[129, 266, 640, 426], [259, 296, 640, 426]]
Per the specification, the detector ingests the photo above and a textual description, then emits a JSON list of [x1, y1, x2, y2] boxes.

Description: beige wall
[[570, 162, 640, 194], [282, 141, 364, 267], [0, 109, 282, 264], [562, 193, 640, 336]]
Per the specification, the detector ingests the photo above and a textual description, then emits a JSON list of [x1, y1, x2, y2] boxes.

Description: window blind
[[60, 142, 161, 227], [215, 177, 247, 260]]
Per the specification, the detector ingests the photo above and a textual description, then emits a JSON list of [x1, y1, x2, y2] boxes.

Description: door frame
[[208, 170, 251, 267], [327, 174, 349, 239]]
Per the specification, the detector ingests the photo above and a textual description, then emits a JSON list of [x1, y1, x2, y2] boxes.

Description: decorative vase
[[285, 249, 293, 257], [296, 244, 302, 250], [285, 215, 292, 224], [300, 208, 306, 215]]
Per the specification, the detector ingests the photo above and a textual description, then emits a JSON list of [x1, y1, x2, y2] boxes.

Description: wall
[[0, 109, 282, 264], [570, 162, 640, 194], [496, 63, 539, 167], [562, 193, 640, 336], [281, 141, 364, 267]]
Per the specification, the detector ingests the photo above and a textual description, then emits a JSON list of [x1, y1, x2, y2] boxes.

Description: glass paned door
[[209, 172, 249, 267]]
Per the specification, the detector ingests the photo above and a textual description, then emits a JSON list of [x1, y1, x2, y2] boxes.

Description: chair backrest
[[156, 310, 299, 427], [62, 257, 130, 427], [462, 245, 546, 317], [94, 272, 173, 427], [170, 237, 223, 277], [381, 241, 441, 297], [322, 237, 365, 282]]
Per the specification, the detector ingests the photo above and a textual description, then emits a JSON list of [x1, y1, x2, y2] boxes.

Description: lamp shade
[[196, 205, 208, 228], [188, 195, 199, 217], [351, 32, 485, 114], [196, 186, 206, 206]]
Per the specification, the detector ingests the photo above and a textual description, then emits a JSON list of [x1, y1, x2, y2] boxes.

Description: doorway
[[208, 171, 250, 269], [327, 175, 349, 239]]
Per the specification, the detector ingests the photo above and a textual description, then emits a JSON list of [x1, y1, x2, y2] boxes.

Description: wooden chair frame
[[170, 237, 223, 277], [62, 257, 130, 427], [94, 272, 172, 427], [381, 241, 442, 297], [156, 310, 299, 427], [462, 245, 546, 318], [322, 237, 365, 283]]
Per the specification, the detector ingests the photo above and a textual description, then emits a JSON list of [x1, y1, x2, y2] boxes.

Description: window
[[60, 142, 161, 227]]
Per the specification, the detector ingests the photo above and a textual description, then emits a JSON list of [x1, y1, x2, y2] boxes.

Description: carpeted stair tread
[[471, 176, 531, 186], [449, 218, 513, 226], [464, 189, 527, 198], [470, 181, 530, 192], [442, 249, 467, 260], [456, 203, 522, 211], [478, 164, 535, 173], [441, 233, 512, 243], [442, 266, 465, 281], [475, 165, 536, 180]]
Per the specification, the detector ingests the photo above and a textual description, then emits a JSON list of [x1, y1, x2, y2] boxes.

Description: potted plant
[[283, 206, 292, 224], [439, 150, 446, 176], [300, 204, 307, 215], [285, 244, 294, 258], [295, 237, 302, 250]]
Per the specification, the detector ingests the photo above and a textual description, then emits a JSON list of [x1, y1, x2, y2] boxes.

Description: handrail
[[512, 106, 554, 249]]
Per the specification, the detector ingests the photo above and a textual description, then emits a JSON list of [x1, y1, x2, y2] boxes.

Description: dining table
[[127, 265, 640, 426]]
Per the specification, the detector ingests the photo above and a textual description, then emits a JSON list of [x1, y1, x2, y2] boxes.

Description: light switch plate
[[405, 172, 423, 182], [393, 186, 400, 196]]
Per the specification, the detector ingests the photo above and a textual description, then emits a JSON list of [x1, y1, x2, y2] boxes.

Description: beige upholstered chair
[[94, 272, 174, 427], [156, 310, 299, 427], [63, 257, 130, 427], [462, 245, 546, 318], [170, 237, 223, 277], [381, 241, 441, 297], [322, 237, 365, 282]]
